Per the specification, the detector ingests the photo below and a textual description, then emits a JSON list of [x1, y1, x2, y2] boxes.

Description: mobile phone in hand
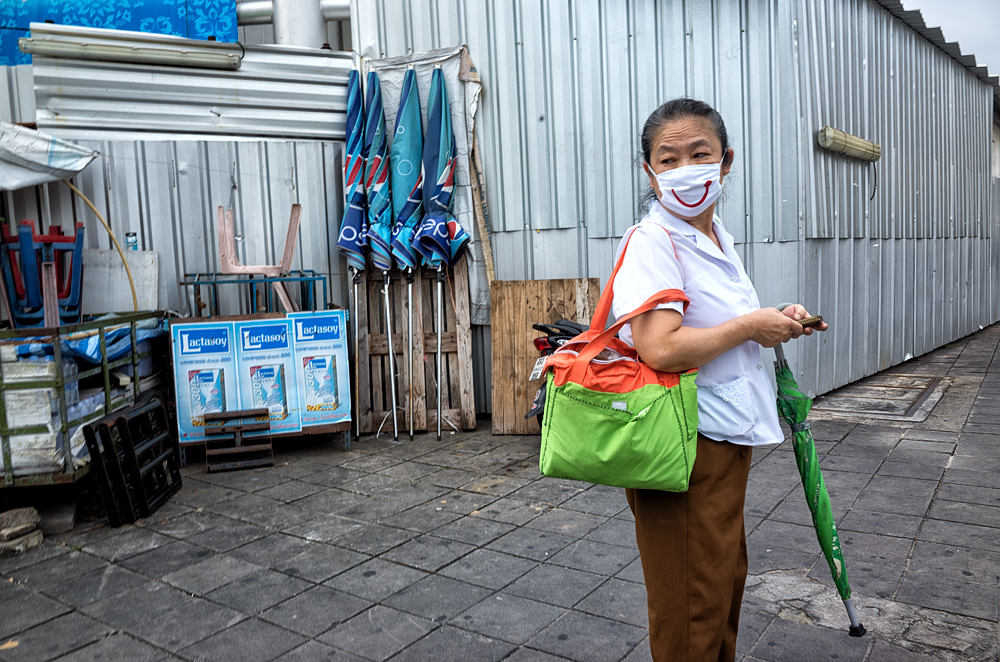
[[798, 315, 823, 328]]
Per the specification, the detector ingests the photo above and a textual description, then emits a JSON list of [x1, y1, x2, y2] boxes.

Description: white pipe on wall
[[237, 0, 350, 27], [272, 0, 327, 47]]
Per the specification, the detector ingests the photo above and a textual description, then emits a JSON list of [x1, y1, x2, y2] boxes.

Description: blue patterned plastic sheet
[[1, 0, 238, 66]]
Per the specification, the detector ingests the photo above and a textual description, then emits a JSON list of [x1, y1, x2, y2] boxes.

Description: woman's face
[[644, 116, 734, 198]]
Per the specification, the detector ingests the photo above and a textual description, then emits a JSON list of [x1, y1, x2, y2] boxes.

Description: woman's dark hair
[[638, 98, 732, 214]]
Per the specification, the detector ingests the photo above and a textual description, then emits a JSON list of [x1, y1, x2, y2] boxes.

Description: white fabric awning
[[0, 121, 98, 191]]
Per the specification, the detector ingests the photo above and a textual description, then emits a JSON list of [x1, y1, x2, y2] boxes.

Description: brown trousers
[[626, 434, 752, 662]]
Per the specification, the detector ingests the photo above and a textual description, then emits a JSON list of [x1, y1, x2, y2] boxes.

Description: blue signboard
[[234, 319, 302, 435], [170, 321, 239, 445], [289, 311, 351, 427], [1, 0, 239, 66]]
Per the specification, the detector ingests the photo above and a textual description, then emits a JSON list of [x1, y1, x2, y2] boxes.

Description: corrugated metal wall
[[1, 139, 348, 317], [356, 0, 1000, 398]]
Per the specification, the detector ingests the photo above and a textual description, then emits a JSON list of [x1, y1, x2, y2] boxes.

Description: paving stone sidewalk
[[2, 327, 1000, 661]]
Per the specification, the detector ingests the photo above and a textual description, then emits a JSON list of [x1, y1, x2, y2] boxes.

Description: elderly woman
[[612, 98, 827, 662]]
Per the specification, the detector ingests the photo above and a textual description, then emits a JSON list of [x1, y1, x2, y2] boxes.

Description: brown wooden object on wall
[[355, 255, 476, 434], [490, 278, 600, 435]]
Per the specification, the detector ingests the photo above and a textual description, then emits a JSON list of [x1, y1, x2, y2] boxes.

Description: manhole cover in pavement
[[810, 374, 945, 421]]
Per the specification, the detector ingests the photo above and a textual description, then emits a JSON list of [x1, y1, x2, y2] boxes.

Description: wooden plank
[[368, 275, 384, 429], [452, 255, 476, 430], [421, 274, 437, 413], [355, 269, 371, 433], [443, 269, 459, 418], [523, 279, 541, 434], [410, 266, 427, 431]]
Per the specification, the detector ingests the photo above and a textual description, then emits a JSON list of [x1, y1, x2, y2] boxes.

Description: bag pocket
[[697, 375, 754, 439]]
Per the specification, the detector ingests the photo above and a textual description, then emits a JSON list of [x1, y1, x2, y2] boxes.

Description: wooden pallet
[[490, 278, 600, 435], [355, 255, 476, 434], [204, 409, 273, 472]]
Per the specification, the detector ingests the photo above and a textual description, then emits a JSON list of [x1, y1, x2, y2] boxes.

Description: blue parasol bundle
[[335, 69, 368, 272], [389, 69, 424, 271], [364, 72, 394, 273]]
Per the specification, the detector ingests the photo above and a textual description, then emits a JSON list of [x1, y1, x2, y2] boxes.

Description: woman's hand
[[779, 304, 829, 336], [742, 308, 805, 348]]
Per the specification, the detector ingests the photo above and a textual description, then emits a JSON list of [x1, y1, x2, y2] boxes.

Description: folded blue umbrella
[[414, 67, 470, 268], [364, 71, 394, 272], [335, 69, 368, 271], [389, 69, 424, 271]]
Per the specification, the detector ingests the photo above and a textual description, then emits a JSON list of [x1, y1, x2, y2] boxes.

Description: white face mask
[[651, 162, 723, 217]]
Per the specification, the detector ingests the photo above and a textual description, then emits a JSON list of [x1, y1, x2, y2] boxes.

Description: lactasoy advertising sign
[[289, 311, 351, 426], [170, 322, 239, 444], [234, 320, 302, 434]]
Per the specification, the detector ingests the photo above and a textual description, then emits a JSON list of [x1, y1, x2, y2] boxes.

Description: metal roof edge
[[873, 0, 1000, 117]]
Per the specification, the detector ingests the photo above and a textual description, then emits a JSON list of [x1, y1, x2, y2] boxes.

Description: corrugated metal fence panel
[[1, 139, 347, 317], [28, 24, 353, 141], [797, 0, 993, 242], [0, 65, 34, 123]]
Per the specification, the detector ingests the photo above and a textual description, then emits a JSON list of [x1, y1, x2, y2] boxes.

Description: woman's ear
[[644, 162, 662, 199], [721, 148, 735, 179]]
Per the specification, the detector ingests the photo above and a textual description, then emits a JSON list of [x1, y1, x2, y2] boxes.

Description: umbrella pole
[[383, 270, 399, 441], [844, 599, 866, 637], [407, 268, 414, 441], [436, 266, 444, 441], [351, 268, 362, 441]]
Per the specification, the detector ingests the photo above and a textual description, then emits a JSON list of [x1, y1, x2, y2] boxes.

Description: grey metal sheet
[[26, 23, 352, 141]]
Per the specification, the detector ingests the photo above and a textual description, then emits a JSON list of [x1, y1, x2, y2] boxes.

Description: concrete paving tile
[[384, 574, 492, 623], [744, 480, 797, 519], [293, 489, 370, 516], [430, 517, 516, 547], [918, 518, 1000, 553], [0, 540, 69, 575], [196, 470, 289, 494], [228, 533, 310, 567], [502, 648, 574, 662], [896, 439, 956, 454], [560, 485, 630, 518], [927, 500, 1000, 529], [341, 454, 404, 473], [205, 568, 312, 614], [749, 618, 869, 662], [876, 461, 944, 481], [239, 503, 320, 530], [376, 461, 442, 481], [887, 449, 954, 466], [852, 490, 932, 517], [957, 432, 1000, 446], [297, 466, 367, 488], [486, 528, 575, 562], [767, 498, 830, 528], [146, 511, 231, 539], [810, 420, 856, 441], [902, 430, 959, 443], [378, 501, 463, 533], [747, 536, 819, 575], [180, 618, 305, 662], [615, 557, 645, 584], [0, 584, 70, 639], [261, 586, 371, 636], [391, 624, 515, 662], [275, 543, 370, 583], [283, 514, 364, 543], [748, 520, 818, 552], [526, 610, 645, 662], [338, 474, 411, 497], [524, 508, 609, 537], [419, 467, 479, 488], [41, 565, 149, 609], [0, 612, 112, 662], [841, 425, 904, 446], [78, 580, 187, 628], [508, 479, 585, 506], [319, 605, 435, 662], [574, 578, 647, 628], [323, 557, 427, 601], [864, 475, 938, 496], [736, 608, 774, 660], [941, 467, 1000, 489], [161, 555, 261, 594], [546, 539, 639, 577], [432, 490, 498, 515], [621, 640, 654, 662], [268, 459, 329, 479], [380, 534, 475, 572], [120, 540, 216, 579], [204, 493, 282, 519], [906, 541, 1000, 585], [439, 549, 537, 590], [867, 640, 942, 662], [807, 531, 911, 599], [331, 523, 417, 556], [818, 454, 884, 474], [827, 443, 894, 460], [505, 564, 605, 609], [80, 527, 174, 562], [272, 641, 368, 662], [469, 497, 547, 526], [445, 437, 506, 455], [934, 482, 1000, 507], [839, 509, 923, 538], [10, 551, 105, 594], [173, 483, 239, 508], [53, 632, 167, 662], [584, 517, 638, 549], [452, 593, 564, 645], [329, 496, 412, 523], [949, 454, 1000, 473], [950, 441, 1000, 457], [459, 475, 533, 497], [895, 569, 999, 620], [125, 597, 246, 651]]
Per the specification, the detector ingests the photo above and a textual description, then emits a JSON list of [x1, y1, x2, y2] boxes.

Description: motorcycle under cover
[[538, 231, 699, 492]]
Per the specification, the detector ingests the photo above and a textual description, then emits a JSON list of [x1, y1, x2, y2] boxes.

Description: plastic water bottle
[[125, 232, 138, 251]]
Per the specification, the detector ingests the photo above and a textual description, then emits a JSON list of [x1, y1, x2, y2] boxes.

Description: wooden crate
[[490, 278, 600, 435], [356, 254, 476, 434]]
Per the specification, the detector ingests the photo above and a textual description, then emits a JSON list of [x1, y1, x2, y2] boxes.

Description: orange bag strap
[[568, 225, 688, 382]]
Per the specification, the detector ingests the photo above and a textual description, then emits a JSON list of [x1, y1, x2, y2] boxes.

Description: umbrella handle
[[772, 302, 794, 366]]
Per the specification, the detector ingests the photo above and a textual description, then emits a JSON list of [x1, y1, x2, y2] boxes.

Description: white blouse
[[611, 202, 784, 447]]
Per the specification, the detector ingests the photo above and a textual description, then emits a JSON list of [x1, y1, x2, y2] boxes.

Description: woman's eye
[[694, 152, 709, 159]]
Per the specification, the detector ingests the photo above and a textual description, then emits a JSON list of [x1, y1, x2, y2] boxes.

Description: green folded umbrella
[[773, 339, 866, 637]]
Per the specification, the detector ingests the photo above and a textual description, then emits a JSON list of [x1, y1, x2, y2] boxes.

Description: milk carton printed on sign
[[303, 356, 338, 411], [189, 369, 225, 426], [250, 364, 288, 420]]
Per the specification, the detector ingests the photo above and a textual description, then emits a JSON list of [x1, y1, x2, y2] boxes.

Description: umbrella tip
[[849, 623, 867, 637]]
